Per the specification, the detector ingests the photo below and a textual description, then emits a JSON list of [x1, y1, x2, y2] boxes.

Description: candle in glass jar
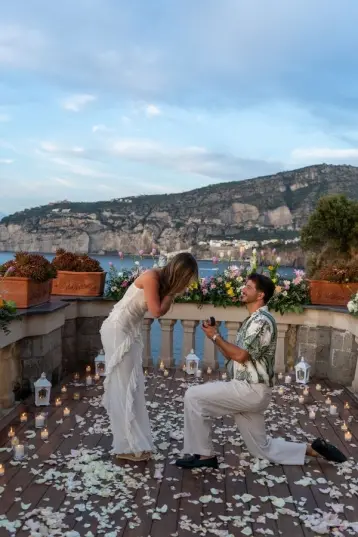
[[144, 369, 148, 376], [196, 369, 202, 378], [11, 436, 19, 447], [303, 387, 309, 396], [14, 444, 25, 460], [164, 369, 169, 377], [309, 409, 316, 420], [278, 387, 284, 395], [73, 392, 80, 401], [285, 375, 291, 384], [0, 464, 4, 476], [86, 365, 91, 373], [341, 421, 348, 431], [41, 428, 49, 440], [86, 375, 93, 386], [8, 427, 15, 438], [325, 397, 331, 405], [222, 372, 227, 381], [278, 372, 284, 381], [55, 397, 62, 407], [344, 401, 350, 410], [298, 395, 305, 404], [35, 414, 45, 428], [207, 366, 212, 375], [63, 407, 70, 417], [159, 361, 165, 371], [182, 364, 186, 372], [345, 430, 352, 442], [61, 385, 67, 394], [20, 412, 28, 423], [316, 383, 322, 391], [94, 373, 100, 382], [73, 373, 80, 381], [329, 404, 337, 415]]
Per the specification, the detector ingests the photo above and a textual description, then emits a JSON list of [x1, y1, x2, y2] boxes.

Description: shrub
[[314, 258, 358, 283], [0, 252, 57, 282], [52, 249, 103, 272]]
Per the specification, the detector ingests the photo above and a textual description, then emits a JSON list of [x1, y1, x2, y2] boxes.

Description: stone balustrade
[[0, 298, 358, 410]]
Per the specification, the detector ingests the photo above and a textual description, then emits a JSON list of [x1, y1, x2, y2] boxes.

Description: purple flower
[[151, 248, 157, 255], [139, 249, 144, 256], [212, 256, 219, 265], [210, 283, 217, 290], [108, 261, 113, 266], [121, 280, 129, 287], [118, 251, 124, 259], [202, 288, 208, 295]]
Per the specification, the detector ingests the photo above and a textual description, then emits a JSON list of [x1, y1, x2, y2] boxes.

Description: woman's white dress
[[100, 283, 154, 454]]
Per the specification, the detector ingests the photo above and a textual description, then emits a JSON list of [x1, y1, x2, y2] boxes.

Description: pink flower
[[202, 288, 208, 295], [212, 256, 219, 265], [260, 250, 265, 257], [118, 251, 124, 259], [109, 261, 113, 266], [151, 248, 157, 255], [210, 283, 217, 289], [139, 249, 144, 256], [121, 281, 129, 287], [217, 277, 223, 283]]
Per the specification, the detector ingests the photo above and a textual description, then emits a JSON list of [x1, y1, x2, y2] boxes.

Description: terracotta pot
[[0, 277, 52, 309], [309, 280, 358, 307], [51, 271, 106, 297]]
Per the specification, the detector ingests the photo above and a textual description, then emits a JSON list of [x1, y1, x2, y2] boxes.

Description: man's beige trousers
[[183, 380, 307, 465]]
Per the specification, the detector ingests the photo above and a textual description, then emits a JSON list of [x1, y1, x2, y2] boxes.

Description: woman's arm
[[139, 272, 174, 318]]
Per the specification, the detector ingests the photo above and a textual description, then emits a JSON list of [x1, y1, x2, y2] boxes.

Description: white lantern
[[185, 349, 200, 376], [34, 373, 52, 406], [95, 349, 106, 377], [294, 357, 311, 385]]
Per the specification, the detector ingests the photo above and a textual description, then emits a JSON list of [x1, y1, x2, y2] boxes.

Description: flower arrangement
[[105, 250, 309, 313], [268, 270, 310, 315], [0, 298, 17, 335], [347, 292, 358, 317], [0, 252, 57, 282], [52, 249, 103, 272]]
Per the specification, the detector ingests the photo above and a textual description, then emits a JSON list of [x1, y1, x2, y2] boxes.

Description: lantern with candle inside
[[20, 412, 28, 424], [35, 412, 46, 429], [55, 397, 62, 407], [8, 427, 15, 439], [63, 407, 71, 418], [34, 373, 52, 406], [185, 349, 200, 376], [345, 430, 352, 442], [95, 349, 106, 377], [13, 442, 26, 461], [294, 357, 311, 385], [0, 464, 4, 477], [41, 428, 49, 441]]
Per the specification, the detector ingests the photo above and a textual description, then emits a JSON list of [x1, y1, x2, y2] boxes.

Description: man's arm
[[201, 323, 249, 364]]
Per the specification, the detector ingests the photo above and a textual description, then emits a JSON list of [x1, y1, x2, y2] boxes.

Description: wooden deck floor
[[0, 370, 358, 537]]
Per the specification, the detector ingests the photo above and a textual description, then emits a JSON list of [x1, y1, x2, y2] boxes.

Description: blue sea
[[0, 251, 297, 366]]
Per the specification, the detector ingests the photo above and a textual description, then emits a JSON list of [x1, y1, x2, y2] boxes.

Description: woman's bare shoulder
[[135, 269, 160, 288]]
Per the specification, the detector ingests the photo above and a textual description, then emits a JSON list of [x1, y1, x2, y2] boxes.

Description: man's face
[[241, 279, 263, 304]]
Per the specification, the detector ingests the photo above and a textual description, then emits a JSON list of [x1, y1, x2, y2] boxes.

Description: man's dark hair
[[248, 273, 275, 304]]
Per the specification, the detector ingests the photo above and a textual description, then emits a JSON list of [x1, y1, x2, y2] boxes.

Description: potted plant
[[0, 253, 56, 308], [301, 194, 358, 306], [309, 259, 358, 306], [51, 249, 106, 297]]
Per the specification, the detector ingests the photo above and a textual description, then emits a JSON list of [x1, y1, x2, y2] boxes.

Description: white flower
[[134, 261, 140, 266], [219, 252, 225, 258], [276, 256, 281, 264], [111, 286, 118, 292], [252, 248, 257, 255], [282, 290, 288, 296], [227, 250, 232, 257], [117, 271, 123, 277]]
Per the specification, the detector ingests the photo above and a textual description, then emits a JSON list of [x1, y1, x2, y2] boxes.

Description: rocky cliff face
[[1, 164, 358, 255]]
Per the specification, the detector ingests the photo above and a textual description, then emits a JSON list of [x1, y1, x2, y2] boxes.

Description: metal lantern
[[34, 373, 52, 406], [185, 349, 200, 376], [95, 349, 106, 377], [295, 357, 311, 385]]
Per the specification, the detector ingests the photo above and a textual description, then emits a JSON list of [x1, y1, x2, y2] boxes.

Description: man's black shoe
[[175, 454, 219, 469], [312, 437, 347, 463]]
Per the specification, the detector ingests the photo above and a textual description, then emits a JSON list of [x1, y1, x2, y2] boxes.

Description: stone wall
[[1, 299, 358, 410]]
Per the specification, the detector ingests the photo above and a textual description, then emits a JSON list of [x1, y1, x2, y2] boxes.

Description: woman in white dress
[[100, 253, 198, 462]]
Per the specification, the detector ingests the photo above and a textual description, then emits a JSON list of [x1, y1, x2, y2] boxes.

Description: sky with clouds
[[1, 0, 358, 214]]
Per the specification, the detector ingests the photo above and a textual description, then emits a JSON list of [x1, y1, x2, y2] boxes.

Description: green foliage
[[301, 194, 358, 255], [0, 299, 17, 335]]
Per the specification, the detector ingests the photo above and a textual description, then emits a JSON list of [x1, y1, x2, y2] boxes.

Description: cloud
[[61, 94, 96, 112], [111, 138, 281, 180], [292, 147, 358, 160], [0, 158, 13, 164], [145, 104, 161, 117], [92, 124, 111, 133]]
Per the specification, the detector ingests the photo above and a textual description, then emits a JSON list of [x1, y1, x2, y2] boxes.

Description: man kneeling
[[176, 273, 347, 469]]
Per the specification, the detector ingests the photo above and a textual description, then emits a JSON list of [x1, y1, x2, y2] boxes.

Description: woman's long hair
[[158, 253, 198, 300]]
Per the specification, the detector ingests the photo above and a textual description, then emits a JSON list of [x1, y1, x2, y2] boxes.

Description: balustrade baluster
[[181, 320, 199, 365], [275, 323, 289, 373], [158, 319, 176, 367], [142, 318, 154, 367]]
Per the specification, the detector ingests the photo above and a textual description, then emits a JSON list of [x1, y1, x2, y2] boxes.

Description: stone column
[[348, 336, 358, 393], [142, 318, 154, 367], [181, 320, 199, 365], [275, 323, 289, 373], [225, 322, 241, 344], [203, 321, 221, 370], [158, 319, 176, 367]]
